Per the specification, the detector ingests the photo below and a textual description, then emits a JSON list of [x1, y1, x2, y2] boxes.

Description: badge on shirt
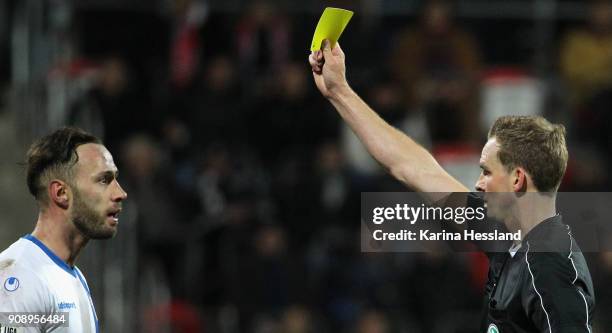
[[3, 277, 19, 292], [487, 323, 500, 333]]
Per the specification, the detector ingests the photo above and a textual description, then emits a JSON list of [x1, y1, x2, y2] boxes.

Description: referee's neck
[[506, 193, 557, 237]]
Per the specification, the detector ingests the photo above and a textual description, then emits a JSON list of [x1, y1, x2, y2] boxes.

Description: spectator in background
[[355, 310, 390, 333], [234, 0, 291, 92], [238, 225, 309, 332], [69, 56, 152, 153], [120, 134, 199, 298], [181, 144, 273, 311], [249, 61, 335, 166], [279, 305, 314, 333], [164, 0, 236, 155], [308, 142, 359, 230], [166, 0, 232, 79], [560, 0, 612, 107], [169, 0, 208, 89], [178, 55, 246, 150], [270, 141, 360, 253], [389, 0, 481, 146], [560, 0, 612, 189]]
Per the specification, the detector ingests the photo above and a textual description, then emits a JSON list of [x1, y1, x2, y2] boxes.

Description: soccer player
[[0, 127, 127, 332], [309, 41, 594, 332]]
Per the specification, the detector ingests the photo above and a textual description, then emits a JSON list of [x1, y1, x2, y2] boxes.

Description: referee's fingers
[[322, 39, 332, 59], [309, 52, 323, 74], [332, 42, 344, 58], [309, 53, 316, 66], [315, 50, 323, 61]]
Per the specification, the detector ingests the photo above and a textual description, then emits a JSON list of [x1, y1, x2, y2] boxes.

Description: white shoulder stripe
[[525, 241, 552, 333], [567, 226, 578, 284], [567, 226, 591, 333], [578, 290, 592, 333]]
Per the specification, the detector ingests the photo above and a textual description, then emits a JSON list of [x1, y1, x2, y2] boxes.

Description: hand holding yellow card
[[310, 7, 354, 51]]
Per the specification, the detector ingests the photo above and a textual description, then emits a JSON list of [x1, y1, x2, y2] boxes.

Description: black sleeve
[[521, 242, 593, 332]]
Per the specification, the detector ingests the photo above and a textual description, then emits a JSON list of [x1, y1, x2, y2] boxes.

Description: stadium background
[[1, 0, 612, 331]]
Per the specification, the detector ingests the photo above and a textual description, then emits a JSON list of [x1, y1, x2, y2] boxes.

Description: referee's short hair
[[488, 115, 568, 192], [26, 127, 101, 205]]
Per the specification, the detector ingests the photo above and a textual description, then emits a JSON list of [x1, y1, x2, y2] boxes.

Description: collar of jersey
[[23, 234, 77, 278], [522, 214, 562, 241]]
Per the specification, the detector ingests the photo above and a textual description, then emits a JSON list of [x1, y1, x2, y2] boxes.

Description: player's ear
[[512, 168, 528, 193], [49, 180, 70, 209]]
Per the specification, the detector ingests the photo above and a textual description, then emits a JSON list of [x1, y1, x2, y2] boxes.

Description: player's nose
[[112, 180, 128, 202], [475, 175, 485, 192]]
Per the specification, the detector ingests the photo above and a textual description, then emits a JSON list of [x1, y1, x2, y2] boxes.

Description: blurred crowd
[[3, 0, 612, 332]]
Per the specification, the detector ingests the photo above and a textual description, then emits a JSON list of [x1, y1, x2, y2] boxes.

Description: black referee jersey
[[465, 194, 595, 333]]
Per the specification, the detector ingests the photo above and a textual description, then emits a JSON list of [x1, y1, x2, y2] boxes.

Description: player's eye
[[99, 176, 112, 184]]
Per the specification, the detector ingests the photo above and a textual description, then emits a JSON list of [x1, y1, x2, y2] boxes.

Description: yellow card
[[310, 7, 354, 51]]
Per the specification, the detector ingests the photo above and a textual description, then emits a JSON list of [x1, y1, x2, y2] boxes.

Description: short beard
[[72, 188, 116, 240]]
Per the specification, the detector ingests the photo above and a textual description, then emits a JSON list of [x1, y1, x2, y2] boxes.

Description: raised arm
[[309, 41, 468, 197]]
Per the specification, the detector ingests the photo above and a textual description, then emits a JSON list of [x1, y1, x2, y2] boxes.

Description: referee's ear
[[48, 180, 70, 209], [512, 167, 528, 193]]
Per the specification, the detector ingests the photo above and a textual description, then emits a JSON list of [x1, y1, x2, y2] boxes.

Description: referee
[[309, 41, 594, 332]]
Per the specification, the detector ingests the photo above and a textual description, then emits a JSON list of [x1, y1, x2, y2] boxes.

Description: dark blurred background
[[1, 0, 612, 332]]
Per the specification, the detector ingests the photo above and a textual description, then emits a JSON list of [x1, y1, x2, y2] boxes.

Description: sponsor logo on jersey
[[487, 323, 499, 333], [3, 277, 19, 292], [58, 301, 77, 310]]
